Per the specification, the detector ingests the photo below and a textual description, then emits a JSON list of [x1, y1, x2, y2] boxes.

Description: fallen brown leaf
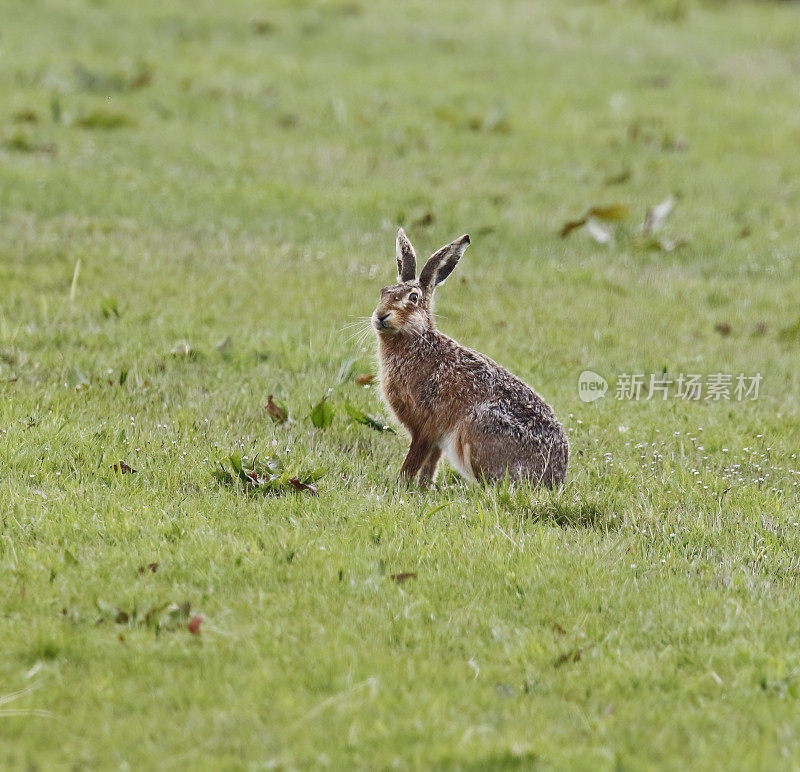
[[604, 168, 632, 185], [266, 394, 288, 424], [354, 373, 376, 386], [137, 562, 159, 574], [559, 217, 588, 238], [714, 322, 732, 337], [111, 461, 137, 474], [554, 648, 582, 667], [188, 615, 203, 635], [13, 109, 39, 124], [288, 477, 318, 495], [251, 19, 277, 34], [412, 212, 435, 228], [390, 572, 417, 583]]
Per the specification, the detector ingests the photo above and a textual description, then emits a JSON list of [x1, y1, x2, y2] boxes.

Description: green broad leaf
[[228, 452, 250, 484], [157, 601, 192, 632], [100, 297, 120, 318], [142, 602, 172, 629], [310, 396, 335, 428], [299, 467, 326, 484], [345, 402, 395, 433], [779, 317, 800, 343], [75, 109, 136, 130], [587, 203, 629, 221], [50, 93, 61, 124]]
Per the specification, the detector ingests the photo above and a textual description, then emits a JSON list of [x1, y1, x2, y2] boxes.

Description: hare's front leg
[[399, 435, 434, 482], [418, 445, 442, 484]]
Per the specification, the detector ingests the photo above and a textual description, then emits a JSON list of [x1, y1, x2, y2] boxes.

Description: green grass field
[[2, 0, 800, 767]]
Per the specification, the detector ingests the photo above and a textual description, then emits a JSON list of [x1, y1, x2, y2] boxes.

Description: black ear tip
[[463, 234, 470, 245]]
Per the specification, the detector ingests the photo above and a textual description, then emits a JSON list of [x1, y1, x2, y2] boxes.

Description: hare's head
[[372, 228, 470, 337]]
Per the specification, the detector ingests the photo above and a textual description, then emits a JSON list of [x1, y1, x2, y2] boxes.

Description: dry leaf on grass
[[390, 572, 417, 583], [266, 395, 288, 424], [212, 453, 324, 497], [288, 477, 318, 495], [554, 648, 583, 667]]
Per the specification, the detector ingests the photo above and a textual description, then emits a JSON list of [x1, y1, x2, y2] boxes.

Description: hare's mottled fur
[[372, 229, 569, 487]]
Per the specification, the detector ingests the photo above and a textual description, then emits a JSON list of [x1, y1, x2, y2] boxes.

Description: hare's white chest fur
[[440, 432, 475, 481]]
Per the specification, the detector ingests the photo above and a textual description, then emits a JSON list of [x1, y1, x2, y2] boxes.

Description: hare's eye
[[408, 292, 419, 303]]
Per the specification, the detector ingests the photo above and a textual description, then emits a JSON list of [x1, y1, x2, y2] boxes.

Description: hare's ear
[[418, 234, 470, 290], [396, 228, 417, 282]]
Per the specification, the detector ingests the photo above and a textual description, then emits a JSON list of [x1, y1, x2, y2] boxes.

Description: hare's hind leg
[[453, 428, 507, 482], [467, 430, 566, 488]]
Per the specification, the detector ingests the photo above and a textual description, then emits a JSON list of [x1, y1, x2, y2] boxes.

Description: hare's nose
[[376, 313, 390, 328]]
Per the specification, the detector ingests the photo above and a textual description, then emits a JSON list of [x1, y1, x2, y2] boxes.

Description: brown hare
[[372, 228, 569, 487]]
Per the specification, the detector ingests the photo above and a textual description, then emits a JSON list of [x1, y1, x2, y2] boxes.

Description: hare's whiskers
[[340, 317, 371, 331], [344, 319, 374, 346]]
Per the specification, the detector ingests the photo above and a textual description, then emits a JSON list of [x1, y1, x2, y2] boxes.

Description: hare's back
[[474, 387, 562, 441]]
